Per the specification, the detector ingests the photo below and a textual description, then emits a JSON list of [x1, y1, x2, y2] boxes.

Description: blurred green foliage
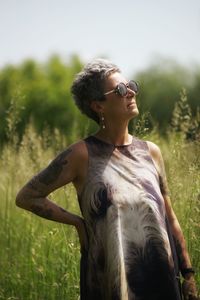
[[0, 55, 97, 147], [0, 55, 199, 146], [134, 58, 200, 134]]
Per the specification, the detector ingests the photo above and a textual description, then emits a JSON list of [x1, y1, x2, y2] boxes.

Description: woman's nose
[[127, 88, 136, 98]]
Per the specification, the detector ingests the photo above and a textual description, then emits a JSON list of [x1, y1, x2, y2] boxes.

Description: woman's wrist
[[74, 216, 84, 229], [181, 267, 195, 279]]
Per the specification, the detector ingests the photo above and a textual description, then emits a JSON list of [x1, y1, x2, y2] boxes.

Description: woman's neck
[[95, 123, 132, 146]]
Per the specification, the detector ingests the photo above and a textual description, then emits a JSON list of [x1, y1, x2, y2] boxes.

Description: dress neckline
[[90, 135, 134, 148]]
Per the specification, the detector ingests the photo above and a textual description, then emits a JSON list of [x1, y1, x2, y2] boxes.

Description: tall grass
[[0, 123, 82, 300], [150, 131, 200, 288], [0, 122, 199, 299]]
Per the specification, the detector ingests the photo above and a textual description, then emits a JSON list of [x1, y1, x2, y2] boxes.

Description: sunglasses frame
[[104, 80, 139, 97]]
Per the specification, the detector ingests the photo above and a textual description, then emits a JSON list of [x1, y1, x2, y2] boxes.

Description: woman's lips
[[127, 102, 136, 108]]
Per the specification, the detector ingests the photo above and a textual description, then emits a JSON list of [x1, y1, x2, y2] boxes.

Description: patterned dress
[[78, 135, 182, 300]]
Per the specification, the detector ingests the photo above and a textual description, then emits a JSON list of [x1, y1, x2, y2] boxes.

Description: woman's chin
[[129, 107, 139, 118]]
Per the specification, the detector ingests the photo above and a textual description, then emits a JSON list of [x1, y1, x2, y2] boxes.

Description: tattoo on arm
[[174, 237, 185, 270], [59, 207, 68, 213], [38, 149, 72, 185], [30, 204, 68, 220], [20, 149, 74, 222], [30, 204, 54, 220], [27, 177, 41, 191], [27, 148, 72, 191]]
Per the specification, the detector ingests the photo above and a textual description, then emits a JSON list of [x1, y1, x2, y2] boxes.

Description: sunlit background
[[1, 0, 200, 76], [1, 0, 200, 141]]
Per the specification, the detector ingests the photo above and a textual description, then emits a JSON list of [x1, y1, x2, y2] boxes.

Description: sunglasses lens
[[117, 83, 127, 96], [129, 80, 139, 94], [114, 81, 138, 97]]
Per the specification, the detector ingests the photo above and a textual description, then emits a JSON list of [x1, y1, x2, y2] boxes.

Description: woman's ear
[[90, 101, 105, 114]]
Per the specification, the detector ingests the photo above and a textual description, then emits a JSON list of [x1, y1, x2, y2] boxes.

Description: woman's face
[[102, 72, 139, 123]]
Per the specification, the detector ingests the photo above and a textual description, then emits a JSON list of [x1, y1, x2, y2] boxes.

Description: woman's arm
[[147, 141, 199, 300], [16, 142, 88, 252]]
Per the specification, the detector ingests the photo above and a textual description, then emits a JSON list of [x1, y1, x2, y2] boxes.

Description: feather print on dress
[[78, 135, 182, 300]]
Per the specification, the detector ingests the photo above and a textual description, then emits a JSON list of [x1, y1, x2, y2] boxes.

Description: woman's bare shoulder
[[146, 140, 161, 153], [146, 140, 162, 160], [69, 139, 88, 160]]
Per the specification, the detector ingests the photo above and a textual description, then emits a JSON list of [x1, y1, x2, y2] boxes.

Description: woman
[[16, 59, 198, 300]]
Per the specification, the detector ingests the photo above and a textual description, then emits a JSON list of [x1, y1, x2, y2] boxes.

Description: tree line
[[0, 55, 199, 147]]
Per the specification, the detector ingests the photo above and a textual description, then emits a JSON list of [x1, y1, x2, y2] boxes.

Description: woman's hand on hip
[[182, 276, 199, 300]]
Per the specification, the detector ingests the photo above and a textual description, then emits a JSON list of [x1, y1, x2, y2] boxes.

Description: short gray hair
[[71, 58, 120, 123]]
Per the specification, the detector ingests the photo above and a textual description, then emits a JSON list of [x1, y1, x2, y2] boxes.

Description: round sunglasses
[[104, 80, 139, 97]]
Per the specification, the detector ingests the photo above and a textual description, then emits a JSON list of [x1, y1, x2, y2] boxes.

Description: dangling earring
[[100, 113, 106, 129]]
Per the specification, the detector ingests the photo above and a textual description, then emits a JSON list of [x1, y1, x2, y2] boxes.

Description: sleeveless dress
[[78, 135, 182, 300]]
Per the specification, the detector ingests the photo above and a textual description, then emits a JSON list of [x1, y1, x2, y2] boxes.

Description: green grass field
[[0, 127, 199, 299]]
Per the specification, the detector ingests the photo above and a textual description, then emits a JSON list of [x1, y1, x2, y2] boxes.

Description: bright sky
[[0, 0, 200, 76]]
